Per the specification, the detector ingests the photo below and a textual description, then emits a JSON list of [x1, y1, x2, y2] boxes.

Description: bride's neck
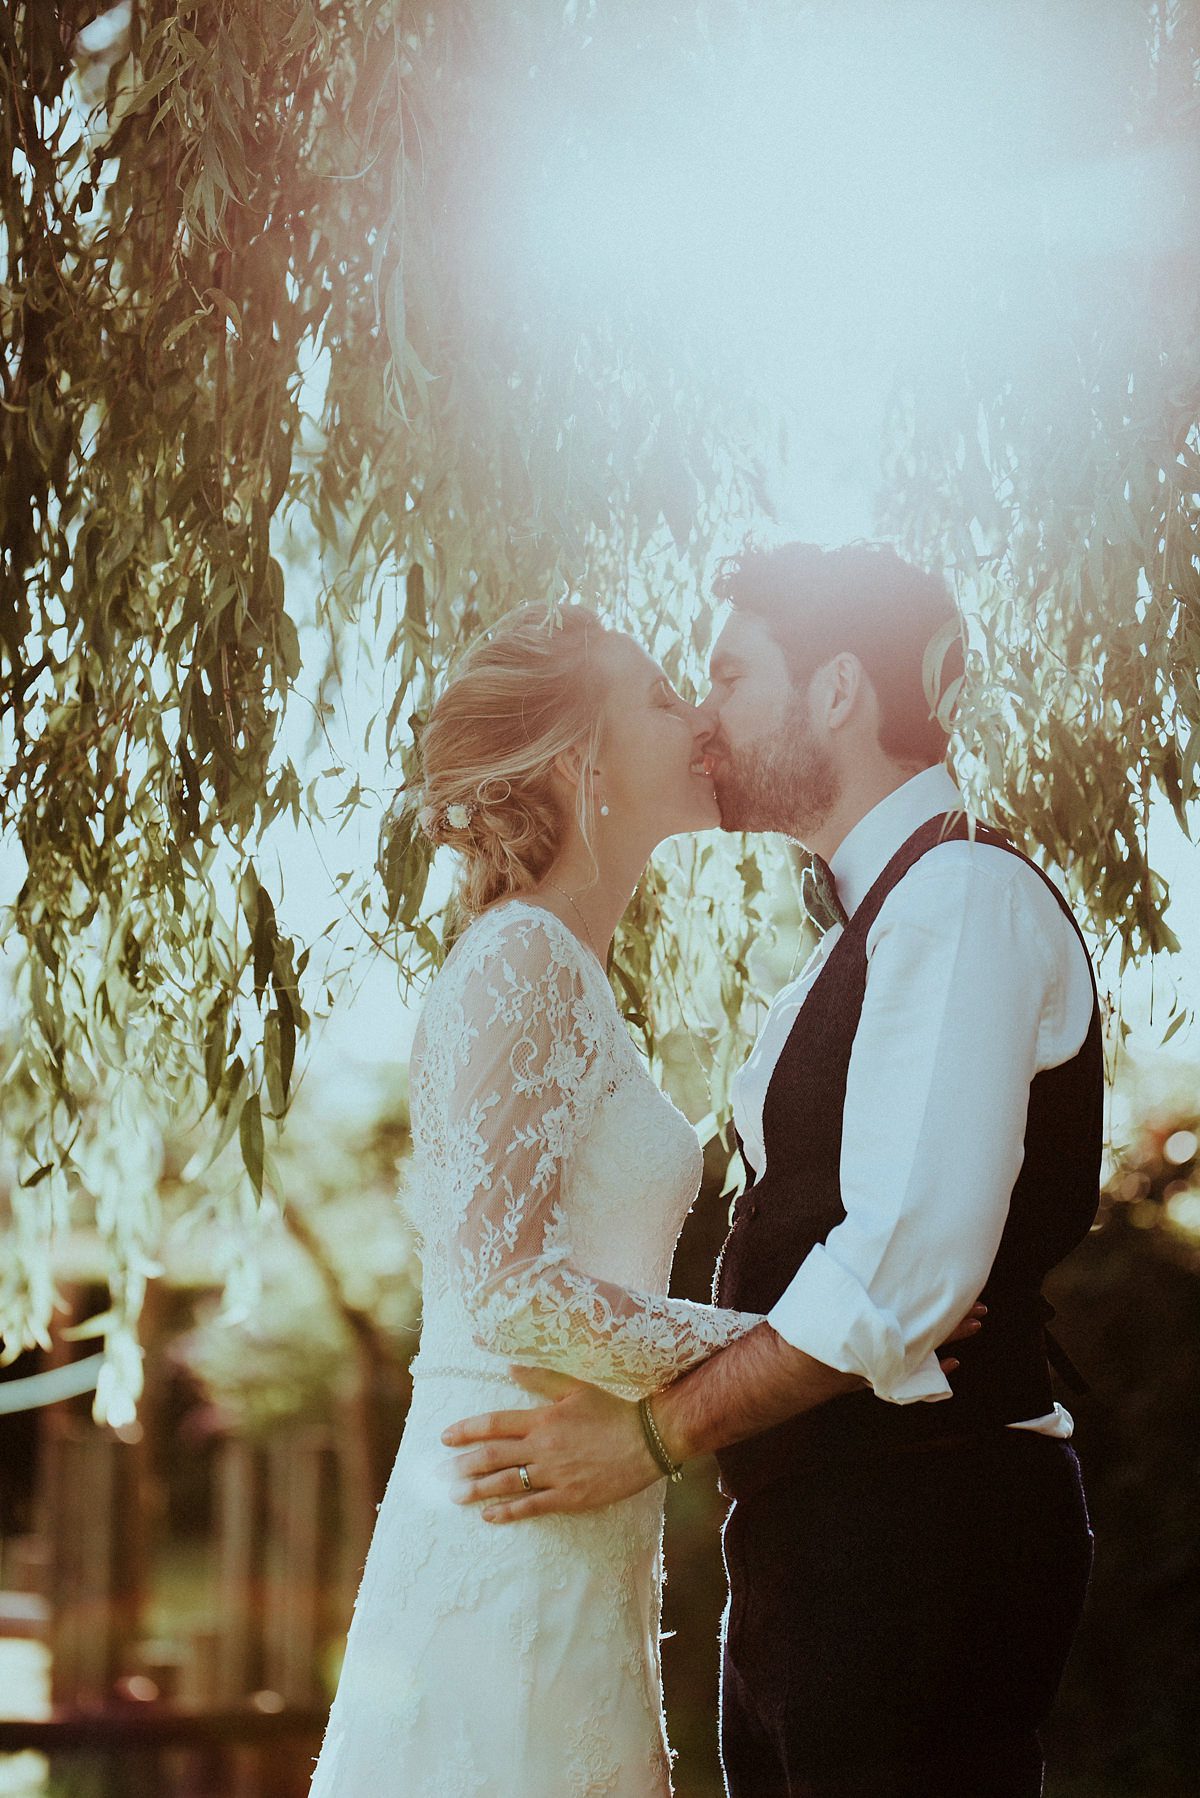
[[539, 834, 651, 964]]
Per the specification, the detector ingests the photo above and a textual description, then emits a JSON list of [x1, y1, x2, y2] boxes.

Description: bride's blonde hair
[[415, 603, 612, 918]]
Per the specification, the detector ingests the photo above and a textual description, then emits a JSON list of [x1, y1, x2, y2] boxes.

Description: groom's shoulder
[[883, 834, 1090, 971], [888, 833, 1078, 926]]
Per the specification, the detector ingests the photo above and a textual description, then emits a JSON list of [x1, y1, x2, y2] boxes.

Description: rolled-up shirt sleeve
[[766, 849, 1088, 1403]]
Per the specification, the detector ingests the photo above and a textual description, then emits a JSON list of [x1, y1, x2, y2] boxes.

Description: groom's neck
[[797, 757, 922, 864]]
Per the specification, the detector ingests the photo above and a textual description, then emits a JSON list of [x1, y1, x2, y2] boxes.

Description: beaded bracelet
[[638, 1396, 683, 1483]]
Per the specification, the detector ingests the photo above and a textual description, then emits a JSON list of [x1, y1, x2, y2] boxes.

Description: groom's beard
[[712, 712, 839, 839]]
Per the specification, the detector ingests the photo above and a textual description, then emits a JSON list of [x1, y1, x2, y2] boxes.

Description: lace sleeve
[[445, 913, 762, 1399]]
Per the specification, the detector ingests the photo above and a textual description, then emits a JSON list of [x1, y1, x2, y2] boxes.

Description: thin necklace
[[543, 879, 602, 963]]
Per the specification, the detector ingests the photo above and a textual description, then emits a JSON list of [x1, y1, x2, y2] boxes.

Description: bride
[[308, 601, 762, 1798]]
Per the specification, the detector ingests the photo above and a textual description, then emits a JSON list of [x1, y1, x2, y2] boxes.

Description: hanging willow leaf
[[1162, 1009, 1190, 1045], [239, 1092, 265, 1198]]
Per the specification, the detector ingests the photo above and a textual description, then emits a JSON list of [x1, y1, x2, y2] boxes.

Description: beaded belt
[[413, 1363, 518, 1384]]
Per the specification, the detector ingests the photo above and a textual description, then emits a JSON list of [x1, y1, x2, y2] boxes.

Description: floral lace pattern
[[308, 901, 762, 1798]]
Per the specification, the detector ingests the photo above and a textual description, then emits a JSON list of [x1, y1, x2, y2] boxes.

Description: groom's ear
[[813, 652, 867, 732]]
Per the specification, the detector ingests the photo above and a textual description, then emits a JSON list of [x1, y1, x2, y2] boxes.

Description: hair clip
[[417, 799, 477, 838]]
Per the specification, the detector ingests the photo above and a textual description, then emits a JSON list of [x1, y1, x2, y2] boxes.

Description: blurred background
[[3, 0, 1200, 1792]]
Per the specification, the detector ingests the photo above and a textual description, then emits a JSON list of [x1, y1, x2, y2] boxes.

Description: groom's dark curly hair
[[711, 539, 964, 770]]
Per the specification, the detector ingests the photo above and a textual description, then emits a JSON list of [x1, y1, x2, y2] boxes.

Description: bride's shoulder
[[439, 898, 597, 986], [418, 902, 612, 1056]]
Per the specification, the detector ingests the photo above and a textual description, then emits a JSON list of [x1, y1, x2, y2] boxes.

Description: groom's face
[[700, 612, 839, 841]]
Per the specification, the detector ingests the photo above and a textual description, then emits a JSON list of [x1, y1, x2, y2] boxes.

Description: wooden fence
[[0, 1410, 373, 1798]]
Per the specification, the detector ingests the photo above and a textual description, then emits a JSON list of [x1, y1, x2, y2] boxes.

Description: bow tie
[[801, 853, 849, 935]]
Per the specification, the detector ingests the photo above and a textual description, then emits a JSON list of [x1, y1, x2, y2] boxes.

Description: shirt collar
[[828, 764, 964, 919]]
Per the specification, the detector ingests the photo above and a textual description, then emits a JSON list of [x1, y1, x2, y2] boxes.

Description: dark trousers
[[719, 1430, 1092, 1798]]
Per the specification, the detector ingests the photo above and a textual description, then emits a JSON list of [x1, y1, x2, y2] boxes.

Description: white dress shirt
[[731, 765, 1096, 1437]]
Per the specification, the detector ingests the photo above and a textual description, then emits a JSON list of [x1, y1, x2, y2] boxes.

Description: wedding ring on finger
[[518, 1465, 532, 1492]]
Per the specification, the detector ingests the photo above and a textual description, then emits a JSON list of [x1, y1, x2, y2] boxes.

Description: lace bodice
[[406, 899, 760, 1399]]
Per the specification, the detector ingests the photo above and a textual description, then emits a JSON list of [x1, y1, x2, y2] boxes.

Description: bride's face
[[593, 634, 719, 843]]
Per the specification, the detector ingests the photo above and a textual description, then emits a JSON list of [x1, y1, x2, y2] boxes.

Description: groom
[[444, 541, 1102, 1798]]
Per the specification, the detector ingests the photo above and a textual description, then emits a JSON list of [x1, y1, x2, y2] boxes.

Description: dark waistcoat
[[715, 814, 1103, 1502]]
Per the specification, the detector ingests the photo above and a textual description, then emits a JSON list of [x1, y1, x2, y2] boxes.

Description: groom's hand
[[441, 1367, 660, 1523]]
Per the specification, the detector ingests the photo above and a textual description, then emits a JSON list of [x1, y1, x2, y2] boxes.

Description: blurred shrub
[[1044, 1103, 1200, 1798], [171, 1070, 420, 1443]]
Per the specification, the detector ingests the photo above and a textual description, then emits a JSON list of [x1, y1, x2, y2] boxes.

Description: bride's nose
[[691, 699, 717, 744]]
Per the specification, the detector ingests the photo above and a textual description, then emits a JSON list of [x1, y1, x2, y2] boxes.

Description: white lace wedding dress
[[308, 900, 760, 1798]]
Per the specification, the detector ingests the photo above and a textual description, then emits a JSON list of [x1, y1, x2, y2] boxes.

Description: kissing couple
[[309, 540, 1100, 1798]]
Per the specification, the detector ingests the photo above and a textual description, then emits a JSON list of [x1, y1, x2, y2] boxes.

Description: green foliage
[[0, 0, 766, 1400], [880, 2, 1200, 969]]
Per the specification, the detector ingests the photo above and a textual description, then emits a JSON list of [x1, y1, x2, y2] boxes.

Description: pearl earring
[[600, 802, 610, 817]]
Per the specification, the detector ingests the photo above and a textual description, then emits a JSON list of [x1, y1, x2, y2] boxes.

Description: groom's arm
[[653, 1319, 861, 1458], [440, 1323, 862, 1521], [442, 1305, 980, 1521], [441, 1313, 980, 1520]]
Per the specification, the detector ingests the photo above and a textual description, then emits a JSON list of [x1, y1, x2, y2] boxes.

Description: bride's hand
[[937, 1300, 987, 1373], [440, 1367, 660, 1523]]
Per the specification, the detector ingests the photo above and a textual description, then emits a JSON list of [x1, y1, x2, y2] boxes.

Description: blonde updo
[[414, 604, 612, 918]]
